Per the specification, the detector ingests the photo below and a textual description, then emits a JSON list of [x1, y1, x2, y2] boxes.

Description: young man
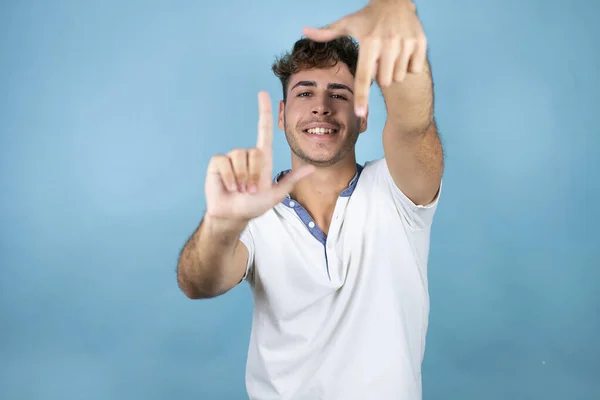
[[177, 0, 444, 398]]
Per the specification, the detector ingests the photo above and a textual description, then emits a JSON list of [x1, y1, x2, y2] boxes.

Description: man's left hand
[[303, 0, 427, 117]]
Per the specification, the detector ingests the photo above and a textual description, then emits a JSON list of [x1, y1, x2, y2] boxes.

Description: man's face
[[278, 63, 367, 167]]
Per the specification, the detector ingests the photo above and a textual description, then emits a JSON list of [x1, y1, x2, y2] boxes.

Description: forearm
[[380, 57, 435, 136], [177, 215, 248, 298], [381, 57, 443, 205], [369, 0, 432, 134]]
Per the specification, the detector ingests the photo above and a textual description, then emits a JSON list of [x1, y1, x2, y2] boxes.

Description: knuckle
[[212, 155, 230, 168], [227, 148, 245, 159], [209, 154, 227, 167], [363, 34, 379, 46], [247, 148, 262, 158], [386, 32, 400, 42], [248, 148, 264, 163], [401, 37, 414, 48], [217, 157, 232, 171], [379, 75, 392, 87], [394, 69, 406, 79]]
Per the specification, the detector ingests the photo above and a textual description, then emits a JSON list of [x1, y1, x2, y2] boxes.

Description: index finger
[[256, 91, 273, 151], [354, 39, 380, 117]]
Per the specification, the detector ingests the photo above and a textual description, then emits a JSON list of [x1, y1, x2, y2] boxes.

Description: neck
[[287, 154, 357, 232]]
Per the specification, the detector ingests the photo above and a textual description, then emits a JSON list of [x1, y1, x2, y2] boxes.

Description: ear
[[277, 100, 285, 131], [358, 107, 369, 133]]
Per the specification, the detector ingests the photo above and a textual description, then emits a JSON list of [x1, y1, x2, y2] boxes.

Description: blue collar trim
[[273, 163, 363, 204]]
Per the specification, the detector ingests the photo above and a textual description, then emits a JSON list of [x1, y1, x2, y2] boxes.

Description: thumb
[[269, 165, 315, 202], [302, 20, 348, 42]]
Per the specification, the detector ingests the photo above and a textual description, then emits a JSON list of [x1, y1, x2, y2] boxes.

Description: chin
[[286, 129, 355, 166], [297, 150, 346, 167]]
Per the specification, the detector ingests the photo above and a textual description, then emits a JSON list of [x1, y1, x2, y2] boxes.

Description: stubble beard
[[283, 113, 360, 167]]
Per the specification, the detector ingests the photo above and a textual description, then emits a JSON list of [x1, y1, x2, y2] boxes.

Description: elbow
[[177, 274, 222, 300], [179, 285, 205, 300]]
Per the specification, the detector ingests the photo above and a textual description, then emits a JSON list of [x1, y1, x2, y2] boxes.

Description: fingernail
[[356, 106, 366, 117], [240, 184, 247, 192], [248, 185, 257, 193]]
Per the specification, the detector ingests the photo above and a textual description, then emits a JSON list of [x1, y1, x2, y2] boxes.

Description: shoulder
[[358, 157, 391, 177], [354, 157, 392, 189], [357, 157, 441, 230]]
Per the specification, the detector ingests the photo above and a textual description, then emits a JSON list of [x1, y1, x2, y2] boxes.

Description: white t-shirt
[[239, 157, 440, 400]]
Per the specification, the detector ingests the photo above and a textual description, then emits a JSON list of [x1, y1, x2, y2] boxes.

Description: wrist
[[371, 0, 415, 8], [202, 213, 249, 238]]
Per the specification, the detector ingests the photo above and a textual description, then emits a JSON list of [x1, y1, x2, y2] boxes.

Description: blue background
[[1, 0, 599, 399]]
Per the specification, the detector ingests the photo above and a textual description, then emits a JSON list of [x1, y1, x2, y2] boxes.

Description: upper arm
[[370, 157, 441, 230], [237, 225, 255, 283], [234, 239, 252, 284], [212, 225, 253, 295], [195, 240, 249, 298], [382, 121, 444, 206]]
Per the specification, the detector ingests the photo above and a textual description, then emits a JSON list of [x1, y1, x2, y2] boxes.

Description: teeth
[[306, 128, 335, 135]]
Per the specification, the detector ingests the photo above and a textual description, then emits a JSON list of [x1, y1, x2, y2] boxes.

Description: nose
[[310, 100, 332, 116]]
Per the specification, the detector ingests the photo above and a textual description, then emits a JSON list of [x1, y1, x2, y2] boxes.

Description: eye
[[298, 92, 311, 97], [331, 94, 347, 100]]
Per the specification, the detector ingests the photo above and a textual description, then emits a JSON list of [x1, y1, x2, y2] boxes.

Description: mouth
[[302, 127, 339, 136]]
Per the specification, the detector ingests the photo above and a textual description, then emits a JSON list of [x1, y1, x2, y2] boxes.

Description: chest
[[249, 196, 427, 318]]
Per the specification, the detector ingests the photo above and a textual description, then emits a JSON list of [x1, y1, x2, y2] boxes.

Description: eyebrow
[[290, 80, 354, 95]]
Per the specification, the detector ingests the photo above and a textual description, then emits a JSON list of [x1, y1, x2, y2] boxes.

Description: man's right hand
[[204, 91, 315, 222]]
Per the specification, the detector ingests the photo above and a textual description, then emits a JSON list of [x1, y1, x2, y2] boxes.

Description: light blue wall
[[1, 0, 598, 399]]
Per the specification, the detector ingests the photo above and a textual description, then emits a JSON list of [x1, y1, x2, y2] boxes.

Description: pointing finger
[[302, 19, 348, 43], [354, 37, 380, 117]]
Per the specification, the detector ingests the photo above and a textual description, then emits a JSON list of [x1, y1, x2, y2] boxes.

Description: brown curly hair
[[272, 36, 359, 102]]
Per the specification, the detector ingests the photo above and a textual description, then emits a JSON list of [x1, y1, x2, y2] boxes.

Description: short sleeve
[[371, 158, 441, 230], [239, 223, 255, 282]]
